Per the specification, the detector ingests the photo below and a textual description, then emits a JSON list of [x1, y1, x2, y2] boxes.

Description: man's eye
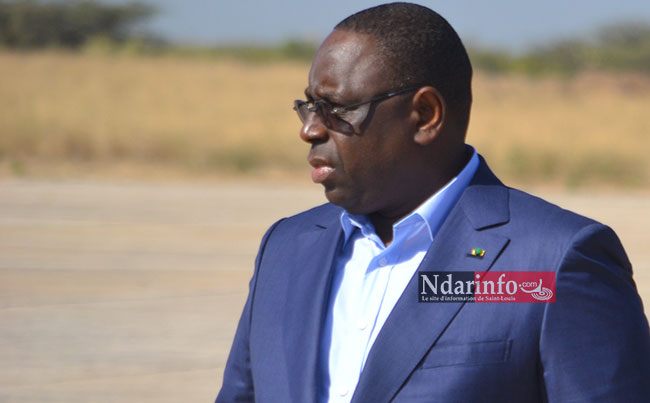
[[332, 106, 352, 114], [332, 106, 357, 119]]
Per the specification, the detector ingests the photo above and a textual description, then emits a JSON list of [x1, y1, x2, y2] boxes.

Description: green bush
[[470, 22, 650, 76], [0, 0, 156, 49]]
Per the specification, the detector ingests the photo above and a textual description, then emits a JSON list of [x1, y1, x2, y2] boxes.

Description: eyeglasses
[[293, 86, 420, 134]]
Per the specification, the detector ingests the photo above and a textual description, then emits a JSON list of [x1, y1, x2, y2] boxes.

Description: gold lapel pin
[[469, 248, 485, 258]]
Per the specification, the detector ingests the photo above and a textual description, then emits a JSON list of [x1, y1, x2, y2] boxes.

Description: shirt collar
[[340, 147, 479, 245]]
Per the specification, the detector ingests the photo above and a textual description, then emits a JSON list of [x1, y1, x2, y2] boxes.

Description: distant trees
[[0, 0, 156, 49], [471, 22, 650, 75], [1, 1, 649, 75]]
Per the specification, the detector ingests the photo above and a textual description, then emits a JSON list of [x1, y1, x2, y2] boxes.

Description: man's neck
[[368, 213, 398, 246], [367, 147, 473, 246]]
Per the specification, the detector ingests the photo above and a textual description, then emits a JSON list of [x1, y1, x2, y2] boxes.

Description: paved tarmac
[[0, 179, 648, 402]]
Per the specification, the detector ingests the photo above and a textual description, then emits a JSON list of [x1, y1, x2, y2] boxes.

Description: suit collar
[[309, 202, 344, 229], [460, 154, 510, 230]]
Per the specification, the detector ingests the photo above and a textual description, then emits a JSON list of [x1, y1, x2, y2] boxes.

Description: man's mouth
[[308, 157, 334, 184], [311, 165, 334, 184]]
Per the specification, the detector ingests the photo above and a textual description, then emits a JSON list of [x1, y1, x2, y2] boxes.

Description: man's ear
[[412, 86, 445, 145]]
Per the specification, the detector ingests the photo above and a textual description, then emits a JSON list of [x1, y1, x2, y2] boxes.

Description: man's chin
[[323, 187, 368, 215]]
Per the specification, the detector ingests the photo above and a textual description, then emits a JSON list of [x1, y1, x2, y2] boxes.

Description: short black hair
[[335, 2, 473, 131]]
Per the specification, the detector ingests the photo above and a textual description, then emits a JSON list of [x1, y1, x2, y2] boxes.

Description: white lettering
[[441, 274, 453, 294], [497, 273, 506, 295], [454, 281, 466, 294], [420, 274, 439, 294], [482, 280, 495, 295]]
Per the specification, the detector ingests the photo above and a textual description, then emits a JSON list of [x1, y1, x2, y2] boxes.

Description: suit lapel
[[283, 212, 344, 403], [351, 158, 511, 403]]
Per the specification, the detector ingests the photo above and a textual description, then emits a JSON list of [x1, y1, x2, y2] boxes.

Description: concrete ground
[[1, 179, 648, 402]]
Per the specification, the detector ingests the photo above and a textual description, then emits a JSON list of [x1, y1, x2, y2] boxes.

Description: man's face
[[301, 30, 419, 216]]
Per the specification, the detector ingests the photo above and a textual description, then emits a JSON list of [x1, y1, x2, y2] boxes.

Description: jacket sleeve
[[216, 219, 284, 403], [540, 223, 650, 401]]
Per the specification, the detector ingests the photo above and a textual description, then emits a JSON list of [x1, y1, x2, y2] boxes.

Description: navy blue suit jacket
[[217, 158, 650, 402]]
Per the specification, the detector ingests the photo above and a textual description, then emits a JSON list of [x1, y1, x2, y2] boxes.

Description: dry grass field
[[0, 51, 649, 188]]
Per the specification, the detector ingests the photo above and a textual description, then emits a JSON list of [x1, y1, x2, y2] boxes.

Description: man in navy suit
[[217, 3, 650, 402]]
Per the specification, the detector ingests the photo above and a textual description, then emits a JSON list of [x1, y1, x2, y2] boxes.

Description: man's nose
[[299, 114, 329, 144]]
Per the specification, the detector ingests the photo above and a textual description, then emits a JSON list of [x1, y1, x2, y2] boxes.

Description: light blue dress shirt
[[319, 149, 479, 402]]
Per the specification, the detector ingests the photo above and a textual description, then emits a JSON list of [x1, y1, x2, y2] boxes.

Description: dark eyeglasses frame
[[293, 86, 420, 133]]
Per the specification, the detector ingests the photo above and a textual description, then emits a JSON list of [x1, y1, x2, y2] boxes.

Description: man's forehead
[[307, 30, 387, 100], [316, 30, 370, 62]]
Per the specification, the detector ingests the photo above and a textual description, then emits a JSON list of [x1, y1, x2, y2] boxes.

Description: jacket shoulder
[[506, 186, 600, 232], [498, 186, 630, 267]]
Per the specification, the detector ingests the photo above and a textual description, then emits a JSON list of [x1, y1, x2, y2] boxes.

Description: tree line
[[0, 0, 155, 48], [471, 22, 650, 75], [1, 0, 649, 75]]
